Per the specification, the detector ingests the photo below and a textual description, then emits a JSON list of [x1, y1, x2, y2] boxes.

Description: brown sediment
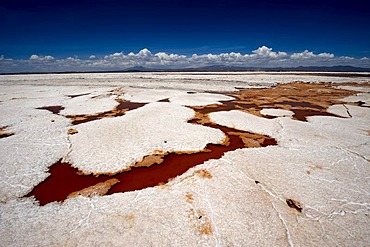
[[0, 126, 14, 139], [286, 198, 303, 213], [67, 178, 120, 199], [133, 154, 165, 168], [67, 128, 78, 135], [195, 210, 213, 235], [193, 82, 360, 121], [199, 218, 213, 235], [36, 105, 65, 114], [187, 208, 213, 235], [158, 98, 170, 102], [186, 193, 194, 203], [194, 169, 213, 179], [306, 164, 323, 175], [67, 99, 146, 125]]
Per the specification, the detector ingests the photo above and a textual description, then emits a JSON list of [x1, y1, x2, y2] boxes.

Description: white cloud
[[29, 54, 55, 61], [1, 46, 369, 73], [291, 50, 316, 59], [252, 46, 288, 58], [290, 50, 334, 60], [104, 52, 124, 59], [138, 48, 152, 57], [317, 52, 334, 58]]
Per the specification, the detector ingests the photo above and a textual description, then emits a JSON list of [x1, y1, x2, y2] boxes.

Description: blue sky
[[1, 0, 370, 72]]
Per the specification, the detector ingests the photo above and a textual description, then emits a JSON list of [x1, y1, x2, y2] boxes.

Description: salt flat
[[0, 72, 369, 246]]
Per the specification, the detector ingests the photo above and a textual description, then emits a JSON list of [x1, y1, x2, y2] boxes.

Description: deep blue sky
[[0, 0, 369, 59]]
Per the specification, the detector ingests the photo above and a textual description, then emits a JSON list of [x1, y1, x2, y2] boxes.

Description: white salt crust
[[0, 74, 369, 246]]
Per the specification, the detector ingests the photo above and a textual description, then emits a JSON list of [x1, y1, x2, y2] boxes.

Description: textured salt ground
[[0, 75, 369, 246], [1, 146, 369, 246], [1, 72, 370, 91]]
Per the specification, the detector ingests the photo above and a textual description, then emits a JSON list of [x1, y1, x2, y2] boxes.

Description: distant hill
[[1, 65, 370, 75], [124, 65, 370, 73]]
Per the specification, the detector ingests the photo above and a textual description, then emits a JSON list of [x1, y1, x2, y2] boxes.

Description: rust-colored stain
[[195, 210, 213, 235], [195, 169, 213, 179], [36, 105, 65, 114], [286, 198, 303, 212], [158, 98, 170, 102], [123, 214, 135, 222], [307, 164, 323, 175], [67, 128, 78, 135], [187, 208, 213, 235], [186, 193, 194, 204], [0, 126, 14, 139], [67, 99, 146, 125], [199, 219, 213, 235]]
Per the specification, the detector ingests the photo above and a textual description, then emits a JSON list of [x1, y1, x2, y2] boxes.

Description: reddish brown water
[[27, 119, 276, 205], [27, 161, 111, 204]]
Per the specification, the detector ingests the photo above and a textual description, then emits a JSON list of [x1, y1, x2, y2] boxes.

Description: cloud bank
[[1, 46, 369, 73]]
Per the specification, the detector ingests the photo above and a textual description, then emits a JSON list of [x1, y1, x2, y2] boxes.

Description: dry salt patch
[[337, 85, 370, 92], [0, 107, 70, 201], [327, 104, 351, 117], [120, 88, 187, 103], [341, 92, 370, 107], [60, 94, 119, 116], [209, 110, 281, 137], [169, 92, 234, 106], [260, 108, 294, 118], [64, 102, 226, 174]]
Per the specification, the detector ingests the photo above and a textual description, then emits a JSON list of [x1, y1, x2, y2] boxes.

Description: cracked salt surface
[[0, 73, 369, 246]]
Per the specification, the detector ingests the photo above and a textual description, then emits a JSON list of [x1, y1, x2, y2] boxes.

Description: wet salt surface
[[26, 82, 358, 205]]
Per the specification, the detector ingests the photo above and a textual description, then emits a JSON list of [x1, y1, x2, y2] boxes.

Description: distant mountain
[[124, 66, 152, 72], [1, 65, 370, 75], [179, 65, 370, 72], [122, 65, 370, 73]]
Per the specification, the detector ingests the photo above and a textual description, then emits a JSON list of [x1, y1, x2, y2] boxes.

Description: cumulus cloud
[[252, 46, 288, 58], [29, 54, 55, 60], [290, 50, 335, 60], [1, 46, 369, 73]]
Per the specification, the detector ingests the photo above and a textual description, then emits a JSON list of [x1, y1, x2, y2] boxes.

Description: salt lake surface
[[0, 72, 369, 246]]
